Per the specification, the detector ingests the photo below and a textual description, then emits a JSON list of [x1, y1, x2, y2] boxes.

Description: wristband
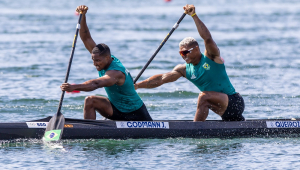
[[191, 13, 196, 17]]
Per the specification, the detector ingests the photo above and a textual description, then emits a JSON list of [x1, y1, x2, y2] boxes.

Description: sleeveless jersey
[[185, 54, 236, 95], [98, 55, 143, 112]]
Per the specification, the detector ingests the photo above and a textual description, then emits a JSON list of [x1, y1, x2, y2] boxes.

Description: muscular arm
[[136, 64, 185, 89], [192, 15, 222, 63], [77, 6, 96, 53], [61, 70, 125, 92], [184, 4, 223, 64]]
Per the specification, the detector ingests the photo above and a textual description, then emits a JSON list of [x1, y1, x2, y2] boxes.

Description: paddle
[[43, 12, 83, 142], [133, 13, 186, 83]]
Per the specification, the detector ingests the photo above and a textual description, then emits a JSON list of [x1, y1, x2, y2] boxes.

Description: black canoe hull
[[1, 117, 300, 140]]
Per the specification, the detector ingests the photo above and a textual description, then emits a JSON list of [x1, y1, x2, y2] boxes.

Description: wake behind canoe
[[1, 117, 300, 140]]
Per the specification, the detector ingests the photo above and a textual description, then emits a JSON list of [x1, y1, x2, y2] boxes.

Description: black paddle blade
[[43, 113, 65, 142]]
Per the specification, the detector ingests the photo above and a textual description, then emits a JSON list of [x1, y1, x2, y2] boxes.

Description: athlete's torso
[[185, 53, 236, 95], [98, 55, 143, 112]]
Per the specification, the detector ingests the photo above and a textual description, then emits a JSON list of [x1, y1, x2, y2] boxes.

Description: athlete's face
[[91, 53, 110, 71], [179, 45, 200, 64]]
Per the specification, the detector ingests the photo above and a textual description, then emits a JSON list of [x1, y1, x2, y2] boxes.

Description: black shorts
[[107, 103, 153, 121], [221, 93, 245, 121]]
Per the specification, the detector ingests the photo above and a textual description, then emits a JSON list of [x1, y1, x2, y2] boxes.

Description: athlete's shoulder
[[105, 70, 126, 81], [203, 51, 223, 64], [173, 64, 186, 77], [174, 63, 186, 70]]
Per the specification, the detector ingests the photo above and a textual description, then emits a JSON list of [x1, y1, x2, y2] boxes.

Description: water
[[1, 0, 300, 169]]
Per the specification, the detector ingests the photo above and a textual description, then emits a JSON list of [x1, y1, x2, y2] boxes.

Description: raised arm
[[184, 5, 223, 64], [76, 5, 96, 53], [135, 64, 185, 89]]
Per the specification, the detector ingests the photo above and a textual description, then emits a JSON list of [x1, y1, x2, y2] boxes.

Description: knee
[[198, 91, 211, 101], [84, 96, 95, 107], [198, 92, 210, 106]]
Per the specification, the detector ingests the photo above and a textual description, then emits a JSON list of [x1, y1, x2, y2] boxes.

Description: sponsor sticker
[[26, 122, 48, 128], [64, 124, 73, 128], [116, 121, 169, 129], [266, 121, 300, 128]]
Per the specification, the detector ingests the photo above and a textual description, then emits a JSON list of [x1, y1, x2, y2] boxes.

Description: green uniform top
[[185, 53, 236, 95], [98, 55, 143, 113]]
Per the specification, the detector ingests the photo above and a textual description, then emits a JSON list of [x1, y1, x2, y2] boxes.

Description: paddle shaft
[[56, 14, 83, 117], [133, 13, 186, 84]]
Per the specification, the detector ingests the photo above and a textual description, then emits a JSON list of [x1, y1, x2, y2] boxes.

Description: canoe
[[1, 117, 300, 140]]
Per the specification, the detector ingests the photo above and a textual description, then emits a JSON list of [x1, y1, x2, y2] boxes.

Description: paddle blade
[[43, 113, 65, 142]]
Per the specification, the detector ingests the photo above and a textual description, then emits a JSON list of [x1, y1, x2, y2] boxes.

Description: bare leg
[[83, 96, 113, 120], [194, 91, 228, 121]]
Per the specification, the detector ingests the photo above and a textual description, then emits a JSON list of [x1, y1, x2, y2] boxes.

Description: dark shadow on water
[[64, 139, 153, 156], [193, 141, 244, 156]]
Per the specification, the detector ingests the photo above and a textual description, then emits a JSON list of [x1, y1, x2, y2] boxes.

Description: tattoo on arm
[[84, 30, 88, 34]]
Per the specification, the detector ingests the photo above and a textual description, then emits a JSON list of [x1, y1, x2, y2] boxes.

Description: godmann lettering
[[116, 121, 169, 129]]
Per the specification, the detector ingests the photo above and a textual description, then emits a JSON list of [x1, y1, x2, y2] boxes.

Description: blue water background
[[1, 0, 300, 169]]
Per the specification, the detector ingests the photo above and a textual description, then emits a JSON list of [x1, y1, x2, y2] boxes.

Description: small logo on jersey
[[191, 73, 196, 79], [203, 63, 210, 70]]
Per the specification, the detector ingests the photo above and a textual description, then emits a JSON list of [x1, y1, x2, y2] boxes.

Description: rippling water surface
[[1, 0, 300, 169]]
